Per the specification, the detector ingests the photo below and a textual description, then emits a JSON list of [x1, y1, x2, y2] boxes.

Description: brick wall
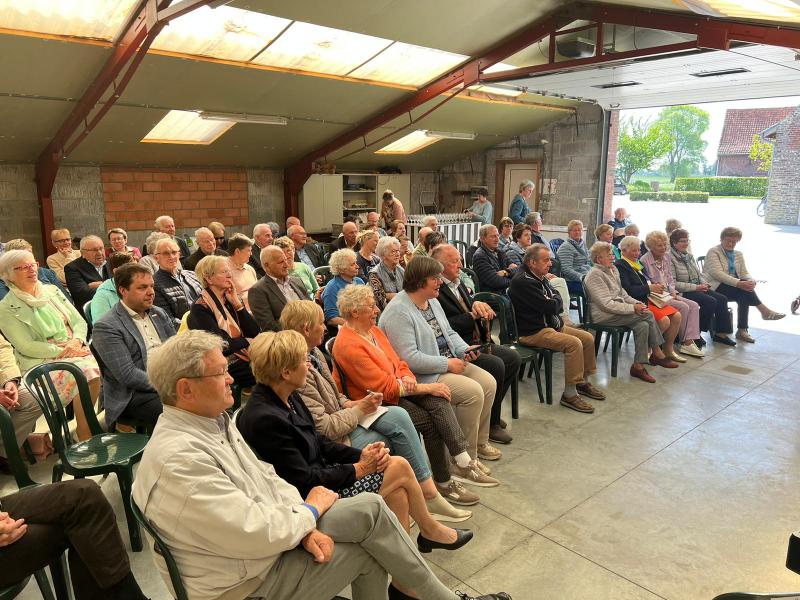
[[765, 107, 800, 226], [717, 155, 762, 177]]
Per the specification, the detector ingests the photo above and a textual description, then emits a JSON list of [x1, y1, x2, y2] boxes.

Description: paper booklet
[[359, 406, 389, 429]]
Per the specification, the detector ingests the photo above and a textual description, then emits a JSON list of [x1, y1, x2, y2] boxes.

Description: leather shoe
[[630, 364, 656, 383], [649, 355, 679, 368], [418, 528, 473, 553], [456, 592, 512, 599], [0, 456, 11, 475], [712, 334, 736, 347], [489, 424, 512, 444]]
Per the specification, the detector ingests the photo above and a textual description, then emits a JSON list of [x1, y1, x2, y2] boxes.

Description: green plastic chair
[[0, 576, 32, 600], [130, 499, 188, 600], [462, 266, 480, 293], [24, 362, 149, 552], [449, 240, 469, 264], [581, 279, 632, 378], [324, 337, 350, 397]]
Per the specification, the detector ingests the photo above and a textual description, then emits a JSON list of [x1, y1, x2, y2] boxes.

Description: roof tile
[[717, 107, 796, 155]]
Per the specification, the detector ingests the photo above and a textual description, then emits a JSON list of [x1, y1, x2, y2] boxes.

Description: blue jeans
[[349, 406, 432, 482]]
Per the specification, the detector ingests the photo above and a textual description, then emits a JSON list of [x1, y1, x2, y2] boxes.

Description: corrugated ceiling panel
[[349, 42, 467, 86], [0, 0, 138, 40]]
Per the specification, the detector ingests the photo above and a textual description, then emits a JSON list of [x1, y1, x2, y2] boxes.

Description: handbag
[[26, 432, 54, 460]]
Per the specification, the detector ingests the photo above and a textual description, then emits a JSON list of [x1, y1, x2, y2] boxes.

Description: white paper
[[359, 406, 388, 429]]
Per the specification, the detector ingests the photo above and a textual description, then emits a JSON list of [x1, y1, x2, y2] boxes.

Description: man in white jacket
[[132, 330, 510, 600]]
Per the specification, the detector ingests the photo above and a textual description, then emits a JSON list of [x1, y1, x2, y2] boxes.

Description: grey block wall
[[247, 168, 284, 230], [52, 166, 106, 240], [0, 165, 41, 258]]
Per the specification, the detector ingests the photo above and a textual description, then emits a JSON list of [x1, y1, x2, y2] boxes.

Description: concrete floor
[[4, 322, 800, 600]]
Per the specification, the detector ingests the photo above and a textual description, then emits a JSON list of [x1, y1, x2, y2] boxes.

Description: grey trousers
[[597, 311, 664, 364], [0, 387, 41, 459], [251, 493, 456, 600]]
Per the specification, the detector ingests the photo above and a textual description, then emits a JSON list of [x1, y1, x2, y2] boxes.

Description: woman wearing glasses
[[0, 250, 101, 440]]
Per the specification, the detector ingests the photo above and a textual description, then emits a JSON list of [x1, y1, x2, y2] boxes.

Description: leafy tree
[[749, 134, 773, 172], [616, 117, 670, 184], [653, 105, 710, 182]]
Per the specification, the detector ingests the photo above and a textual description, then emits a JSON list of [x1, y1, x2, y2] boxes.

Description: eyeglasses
[[158, 250, 180, 256], [53, 238, 71, 244], [85, 247, 105, 253], [214, 237, 225, 242], [13, 262, 39, 272], [185, 370, 228, 380]]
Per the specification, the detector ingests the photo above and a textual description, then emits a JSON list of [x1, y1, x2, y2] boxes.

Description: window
[[141, 110, 235, 145]]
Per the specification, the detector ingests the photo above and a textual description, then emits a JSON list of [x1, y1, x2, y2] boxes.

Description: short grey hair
[[479, 224, 497, 239], [525, 212, 542, 226], [155, 215, 173, 228], [260, 245, 284, 266], [590, 241, 614, 262], [624, 223, 639, 236], [524, 243, 549, 264], [619, 236, 640, 253], [252, 223, 269, 237], [154, 237, 178, 254], [195, 227, 213, 239], [193, 255, 230, 288], [0, 250, 34, 283], [337, 284, 375, 321], [329, 248, 357, 275], [147, 330, 226, 407], [79, 235, 104, 250], [519, 179, 534, 192], [145, 232, 170, 255], [421, 215, 437, 227], [267, 222, 280, 236], [376, 235, 400, 258]]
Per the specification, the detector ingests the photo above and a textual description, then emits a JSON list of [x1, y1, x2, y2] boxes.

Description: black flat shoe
[[418, 528, 473, 553], [456, 592, 512, 599], [695, 337, 706, 348], [712, 334, 737, 347], [388, 583, 415, 599]]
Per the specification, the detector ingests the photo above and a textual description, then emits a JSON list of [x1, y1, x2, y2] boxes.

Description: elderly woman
[[423, 231, 447, 256], [398, 235, 414, 268], [280, 299, 471, 521], [584, 242, 677, 383], [465, 188, 493, 224], [594, 224, 620, 259], [88, 251, 135, 324], [388, 219, 406, 239], [138, 231, 170, 275], [640, 231, 704, 358], [615, 235, 684, 363], [355, 230, 381, 281], [274, 236, 317, 298], [504, 223, 530, 267], [557, 219, 591, 293], [238, 330, 472, 571], [227, 233, 258, 304], [509, 179, 533, 224], [380, 256, 503, 473], [380, 189, 407, 229], [321, 249, 365, 331], [0, 250, 100, 440], [704, 226, 784, 343], [106, 227, 142, 260], [369, 236, 405, 311], [669, 228, 735, 346], [497, 217, 514, 251], [0, 239, 69, 301], [187, 255, 259, 388]]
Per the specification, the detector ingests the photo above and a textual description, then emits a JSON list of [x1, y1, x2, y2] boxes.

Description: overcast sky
[[621, 95, 800, 165]]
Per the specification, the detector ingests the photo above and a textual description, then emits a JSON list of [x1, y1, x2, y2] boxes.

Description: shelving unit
[[342, 173, 378, 222]]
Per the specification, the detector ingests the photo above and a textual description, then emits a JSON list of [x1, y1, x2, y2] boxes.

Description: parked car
[[614, 179, 628, 195]]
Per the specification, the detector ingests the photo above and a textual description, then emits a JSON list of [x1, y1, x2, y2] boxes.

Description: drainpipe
[[595, 107, 612, 230]]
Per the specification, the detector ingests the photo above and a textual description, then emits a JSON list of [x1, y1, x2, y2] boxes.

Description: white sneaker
[[679, 342, 705, 358], [426, 493, 473, 522]]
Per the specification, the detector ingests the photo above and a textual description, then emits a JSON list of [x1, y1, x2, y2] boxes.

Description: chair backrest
[[474, 292, 515, 344], [550, 238, 565, 254], [130, 499, 189, 600], [697, 255, 705, 270], [449, 240, 469, 264], [83, 301, 93, 324], [463, 266, 480, 293], [580, 275, 597, 325], [324, 337, 350, 397], [313, 265, 333, 286], [23, 362, 103, 457], [550, 257, 562, 277], [0, 405, 37, 488]]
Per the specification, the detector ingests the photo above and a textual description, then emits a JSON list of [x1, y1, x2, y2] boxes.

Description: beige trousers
[[519, 326, 596, 386], [438, 362, 496, 457]]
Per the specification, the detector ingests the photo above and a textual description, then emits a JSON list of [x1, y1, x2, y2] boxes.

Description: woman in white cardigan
[[703, 227, 784, 343]]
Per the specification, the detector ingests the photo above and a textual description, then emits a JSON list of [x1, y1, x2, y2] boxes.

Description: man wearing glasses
[[45, 228, 81, 285], [64, 234, 110, 310], [152, 238, 202, 329]]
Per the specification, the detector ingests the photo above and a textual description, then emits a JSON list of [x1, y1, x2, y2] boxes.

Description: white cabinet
[[299, 174, 343, 234], [377, 173, 411, 216]]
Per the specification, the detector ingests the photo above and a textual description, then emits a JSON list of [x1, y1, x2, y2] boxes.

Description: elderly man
[[46, 227, 81, 284], [366, 211, 387, 237], [249, 223, 274, 277], [608, 207, 632, 240], [0, 334, 41, 475], [422, 215, 439, 232], [289, 225, 325, 268], [184, 227, 228, 271], [248, 246, 307, 332], [472, 225, 517, 295], [433, 245, 520, 444], [64, 234, 110, 309], [142, 215, 190, 259], [524, 212, 552, 254], [509, 244, 606, 414], [132, 330, 509, 600], [91, 263, 175, 428], [152, 238, 202, 329], [331, 220, 360, 252], [285, 216, 301, 235], [412, 227, 432, 257]]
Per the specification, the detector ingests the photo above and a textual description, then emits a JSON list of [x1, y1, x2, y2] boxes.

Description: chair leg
[[49, 554, 72, 600], [22, 439, 37, 464], [610, 332, 620, 377], [510, 378, 519, 420], [52, 463, 64, 483], [117, 467, 143, 552], [34, 568, 56, 600], [531, 360, 545, 404], [603, 332, 611, 353], [544, 354, 553, 405], [593, 331, 602, 356]]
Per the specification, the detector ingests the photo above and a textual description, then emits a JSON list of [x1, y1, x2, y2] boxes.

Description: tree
[[653, 105, 710, 182], [616, 117, 671, 184], [749, 134, 773, 173]]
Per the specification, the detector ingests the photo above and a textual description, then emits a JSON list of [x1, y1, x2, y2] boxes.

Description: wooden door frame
[[494, 160, 542, 225]]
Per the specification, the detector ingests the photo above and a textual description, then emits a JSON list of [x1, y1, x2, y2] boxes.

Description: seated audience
[[227, 233, 258, 304], [665, 218, 682, 238], [621, 223, 647, 255], [584, 241, 676, 383], [134, 330, 508, 600], [380, 256, 502, 466], [1, 480, 148, 599], [525, 212, 552, 254], [188, 256, 259, 388], [331, 221, 360, 252], [556, 219, 591, 294], [208, 221, 228, 252], [280, 299, 471, 522], [472, 224, 517, 295], [616, 236, 683, 363], [240, 331, 473, 566], [106, 227, 142, 260], [321, 249, 365, 332], [465, 188, 493, 224], [138, 231, 170, 275], [285, 215, 301, 235], [669, 228, 735, 346], [144, 215, 190, 259], [497, 217, 514, 251], [398, 234, 414, 268], [369, 236, 405, 311], [508, 180, 533, 224], [274, 236, 317, 298], [249, 223, 274, 277], [184, 227, 228, 271], [0, 239, 69, 301], [289, 225, 325, 269], [381, 189, 407, 228], [365, 211, 387, 237], [509, 244, 605, 414], [388, 219, 406, 239], [0, 334, 41, 475], [334, 286, 492, 503], [91, 263, 175, 427], [594, 224, 621, 258], [423, 231, 447, 256], [433, 245, 519, 443], [356, 230, 381, 281], [640, 231, 704, 358], [422, 215, 439, 232], [249, 246, 307, 332], [0, 249, 100, 439], [608, 207, 631, 241], [267, 221, 280, 238], [412, 227, 433, 257], [46, 227, 81, 285], [152, 238, 202, 329], [65, 234, 110, 309], [703, 226, 784, 342], [89, 251, 135, 323], [504, 223, 530, 267]]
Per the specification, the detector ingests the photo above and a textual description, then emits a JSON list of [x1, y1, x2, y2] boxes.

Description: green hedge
[[674, 177, 767, 196], [630, 191, 709, 203], [629, 180, 651, 191]]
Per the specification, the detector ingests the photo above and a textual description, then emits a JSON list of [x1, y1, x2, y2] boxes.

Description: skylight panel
[[0, 0, 138, 40], [151, 6, 291, 62], [376, 130, 442, 154], [350, 43, 467, 87], [679, 0, 800, 23], [141, 110, 235, 145], [252, 21, 391, 76]]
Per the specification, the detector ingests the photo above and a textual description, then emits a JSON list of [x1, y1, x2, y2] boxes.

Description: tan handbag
[[26, 432, 54, 460]]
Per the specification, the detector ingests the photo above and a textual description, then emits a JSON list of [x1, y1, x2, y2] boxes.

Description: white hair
[[154, 237, 178, 254], [79, 235, 104, 250], [519, 179, 534, 192], [195, 227, 213, 239], [0, 250, 34, 283], [479, 224, 497, 239], [421, 215, 437, 228], [260, 244, 283, 266], [155, 215, 173, 228], [375, 235, 400, 258], [253, 223, 269, 237], [619, 236, 641, 253], [145, 231, 170, 254], [329, 249, 357, 275]]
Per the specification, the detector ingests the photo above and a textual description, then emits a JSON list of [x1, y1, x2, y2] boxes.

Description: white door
[[501, 163, 539, 220], [323, 174, 343, 229]]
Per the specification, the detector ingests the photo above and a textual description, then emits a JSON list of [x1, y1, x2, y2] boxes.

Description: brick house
[[716, 107, 795, 176], [763, 107, 800, 225]]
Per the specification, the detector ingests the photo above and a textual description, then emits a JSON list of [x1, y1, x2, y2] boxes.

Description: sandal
[[763, 311, 786, 321]]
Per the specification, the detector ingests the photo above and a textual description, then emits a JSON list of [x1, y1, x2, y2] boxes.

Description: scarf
[[622, 256, 643, 272], [9, 283, 69, 342], [568, 238, 589, 257], [671, 248, 701, 284], [371, 261, 404, 294], [198, 290, 249, 362], [723, 248, 737, 276]]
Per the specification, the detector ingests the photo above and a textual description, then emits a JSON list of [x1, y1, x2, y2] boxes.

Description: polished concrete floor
[[4, 326, 800, 599]]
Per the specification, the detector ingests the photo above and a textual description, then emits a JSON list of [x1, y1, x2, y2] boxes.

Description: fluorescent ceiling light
[[376, 130, 442, 154], [468, 84, 524, 97], [424, 130, 476, 140], [200, 111, 288, 125], [678, 0, 800, 22], [0, 0, 138, 40], [690, 68, 750, 77], [350, 42, 467, 87], [592, 81, 641, 88], [142, 110, 234, 145]]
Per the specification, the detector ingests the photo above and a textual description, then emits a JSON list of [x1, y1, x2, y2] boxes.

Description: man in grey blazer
[[92, 263, 176, 428], [249, 246, 308, 331]]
